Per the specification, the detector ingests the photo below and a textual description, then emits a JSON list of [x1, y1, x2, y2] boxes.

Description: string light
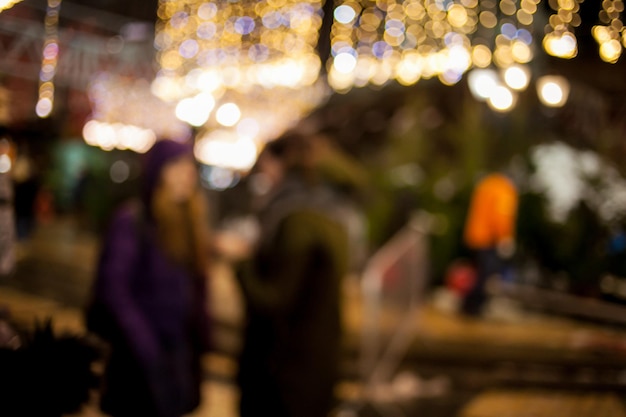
[[155, 0, 328, 170], [543, 0, 583, 59], [36, 0, 61, 118], [328, 0, 479, 92], [84, 74, 191, 153], [592, 0, 625, 63]]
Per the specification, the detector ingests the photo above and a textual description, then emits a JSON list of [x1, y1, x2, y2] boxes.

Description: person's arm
[[237, 213, 314, 315], [96, 210, 163, 367]]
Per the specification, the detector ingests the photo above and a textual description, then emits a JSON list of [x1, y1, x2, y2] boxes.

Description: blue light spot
[[372, 41, 391, 59], [235, 16, 256, 35], [516, 29, 533, 45], [262, 12, 282, 29], [179, 39, 199, 59], [501, 23, 517, 40]]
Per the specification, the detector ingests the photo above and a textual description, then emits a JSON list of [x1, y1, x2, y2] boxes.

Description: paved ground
[[4, 219, 626, 416]]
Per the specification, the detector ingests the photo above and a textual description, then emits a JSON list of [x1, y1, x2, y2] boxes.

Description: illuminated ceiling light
[[467, 68, 499, 101], [216, 103, 241, 127], [487, 85, 516, 112], [537, 75, 570, 107], [503, 65, 530, 90]]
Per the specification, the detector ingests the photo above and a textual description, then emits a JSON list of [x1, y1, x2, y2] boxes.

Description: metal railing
[[341, 213, 431, 416]]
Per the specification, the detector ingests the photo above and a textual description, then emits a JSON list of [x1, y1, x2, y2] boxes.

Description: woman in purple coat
[[90, 140, 211, 417]]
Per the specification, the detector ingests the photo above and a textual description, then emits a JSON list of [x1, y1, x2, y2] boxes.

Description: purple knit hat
[[142, 139, 194, 207]]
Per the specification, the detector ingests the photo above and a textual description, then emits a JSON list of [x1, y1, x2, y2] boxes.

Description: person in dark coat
[[89, 139, 211, 417], [218, 132, 349, 417]]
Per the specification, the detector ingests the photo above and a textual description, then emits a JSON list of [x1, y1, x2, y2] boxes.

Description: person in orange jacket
[[461, 172, 518, 316]]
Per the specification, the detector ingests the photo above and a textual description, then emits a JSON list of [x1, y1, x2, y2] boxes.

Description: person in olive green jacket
[[218, 132, 349, 417]]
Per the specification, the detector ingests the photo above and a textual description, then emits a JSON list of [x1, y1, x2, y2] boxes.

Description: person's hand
[[213, 231, 252, 261]]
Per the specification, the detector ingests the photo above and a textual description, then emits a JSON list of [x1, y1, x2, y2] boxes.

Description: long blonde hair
[[151, 186, 211, 276]]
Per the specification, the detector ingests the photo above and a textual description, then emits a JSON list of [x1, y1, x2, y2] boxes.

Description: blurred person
[[461, 172, 518, 316], [0, 171, 15, 276], [312, 133, 370, 274], [12, 155, 39, 241], [216, 132, 349, 417], [87, 139, 211, 417]]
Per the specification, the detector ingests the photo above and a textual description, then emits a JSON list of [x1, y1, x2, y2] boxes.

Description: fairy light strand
[[36, 0, 61, 118], [592, 0, 625, 63]]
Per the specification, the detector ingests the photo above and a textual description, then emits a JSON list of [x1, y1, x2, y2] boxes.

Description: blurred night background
[[3, 0, 626, 416]]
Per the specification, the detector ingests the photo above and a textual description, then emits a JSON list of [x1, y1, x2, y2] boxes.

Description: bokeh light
[[0, 0, 24, 12], [467, 68, 499, 101], [537, 75, 570, 107], [503, 64, 530, 90], [487, 85, 516, 112], [216, 103, 241, 127], [155, 0, 328, 170], [84, 73, 190, 152]]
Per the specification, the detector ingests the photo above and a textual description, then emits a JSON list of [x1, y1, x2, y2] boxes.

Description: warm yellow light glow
[[543, 0, 582, 59], [195, 131, 258, 171], [487, 85, 516, 112], [593, 25, 613, 43], [156, 0, 328, 161], [471, 45, 492, 68], [329, 0, 478, 91], [479, 11, 498, 28], [216, 103, 241, 127], [503, 65, 530, 90], [82, 120, 158, 153], [467, 69, 498, 101], [599, 39, 622, 63], [511, 41, 533, 63], [175, 93, 215, 126], [395, 53, 423, 85], [537, 75, 570, 107], [0, 0, 24, 13], [543, 32, 578, 58], [85, 74, 190, 149], [447, 4, 468, 27]]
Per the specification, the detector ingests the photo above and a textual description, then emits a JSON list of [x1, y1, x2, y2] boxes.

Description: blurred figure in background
[[217, 132, 349, 417], [461, 171, 518, 316], [0, 168, 14, 277], [87, 139, 211, 417], [12, 153, 39, 241]]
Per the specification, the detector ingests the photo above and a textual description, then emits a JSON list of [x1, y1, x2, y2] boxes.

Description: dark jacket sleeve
[[237, 213, 314, 315], [95, 210, 163, 369]]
